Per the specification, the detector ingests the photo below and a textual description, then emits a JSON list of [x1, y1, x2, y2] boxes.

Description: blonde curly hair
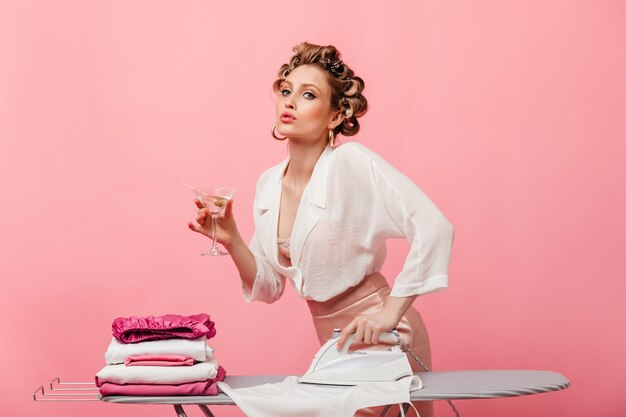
[[272, 41, 368, 138]]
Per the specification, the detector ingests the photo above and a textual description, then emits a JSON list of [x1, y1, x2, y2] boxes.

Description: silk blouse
[[241, 141, 455, 303]]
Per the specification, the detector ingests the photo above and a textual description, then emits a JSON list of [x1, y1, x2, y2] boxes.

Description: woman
[[187, 41, 454, 417]]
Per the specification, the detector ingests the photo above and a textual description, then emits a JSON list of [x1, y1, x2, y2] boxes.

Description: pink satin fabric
[[98, 365, 226, 396], [306, 272, 434, 417], [112, 313, 216, 344], [124, 354, 195, 367]]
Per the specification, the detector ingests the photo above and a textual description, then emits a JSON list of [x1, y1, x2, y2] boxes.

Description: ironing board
[[96, 370, 570, 416]]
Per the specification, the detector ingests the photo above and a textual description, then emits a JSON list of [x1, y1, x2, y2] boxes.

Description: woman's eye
[[280, 89, 315, 99]]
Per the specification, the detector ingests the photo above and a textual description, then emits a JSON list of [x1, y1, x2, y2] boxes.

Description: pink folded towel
[[124, 354, 195, 367], [99, 366, 226, 396], [112, 313, 216, 343]]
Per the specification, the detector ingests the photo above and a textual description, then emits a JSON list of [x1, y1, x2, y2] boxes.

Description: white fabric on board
[[217, 375, 422, 417]]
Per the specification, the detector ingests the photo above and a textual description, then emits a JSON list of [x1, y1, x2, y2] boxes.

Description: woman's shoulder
[[333, 141, 409, 183], [334, 140, 369, 154], [332, 141, 386, 166]]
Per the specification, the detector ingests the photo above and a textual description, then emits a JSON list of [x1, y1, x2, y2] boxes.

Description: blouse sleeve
[[240, 178, 286, 304], [367, 148, 455, 297]]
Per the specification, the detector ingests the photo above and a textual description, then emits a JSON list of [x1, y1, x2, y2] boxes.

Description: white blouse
[[241, 142, 455, 303]]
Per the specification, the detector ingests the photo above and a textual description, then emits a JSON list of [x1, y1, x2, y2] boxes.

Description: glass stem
[[211, 214, 218, 252]]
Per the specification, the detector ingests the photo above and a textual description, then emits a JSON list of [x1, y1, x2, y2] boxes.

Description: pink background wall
[[1, 1, 624, 416]]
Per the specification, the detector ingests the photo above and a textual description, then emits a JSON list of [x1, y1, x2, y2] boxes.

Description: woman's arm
[[336, 144, 454, 349], [223, 233, 258, 292], [382, 294, 419, 324], [370, 154, 455, 298], [188, 196, 285, 303]]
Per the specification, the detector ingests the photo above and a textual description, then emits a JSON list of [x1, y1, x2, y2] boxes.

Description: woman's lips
[[281, 113, 296, 123]]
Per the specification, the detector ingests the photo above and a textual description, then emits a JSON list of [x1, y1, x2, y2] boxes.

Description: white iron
[[298, 328, 413, 386]]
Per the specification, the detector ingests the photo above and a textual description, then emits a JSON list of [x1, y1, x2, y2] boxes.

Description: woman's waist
[[306, 271, 390, 316]]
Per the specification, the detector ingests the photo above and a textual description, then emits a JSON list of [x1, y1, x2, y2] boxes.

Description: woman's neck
[[284, 140, 327, 185]]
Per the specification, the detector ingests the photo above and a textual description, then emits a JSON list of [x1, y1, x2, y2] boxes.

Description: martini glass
[[181, 181, 236, 256]]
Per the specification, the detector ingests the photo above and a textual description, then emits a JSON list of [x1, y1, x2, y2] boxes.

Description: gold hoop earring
[[328, 129, 335, 148], [272, 124, 287, 141]]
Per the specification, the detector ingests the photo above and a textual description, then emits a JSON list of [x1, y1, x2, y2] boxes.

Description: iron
[[298, 328, 414, 386]]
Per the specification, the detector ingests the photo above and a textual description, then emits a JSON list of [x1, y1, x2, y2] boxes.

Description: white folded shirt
[[96, 359, 219, 385], [104, 337, 214, 365]]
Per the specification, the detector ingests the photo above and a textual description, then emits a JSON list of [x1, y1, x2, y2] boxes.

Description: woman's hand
[[336, 308, 401, 351], [187, 197, 241, 250]]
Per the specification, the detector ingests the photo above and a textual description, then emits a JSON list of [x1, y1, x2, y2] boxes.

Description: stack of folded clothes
[[95, 313, 226, 396]]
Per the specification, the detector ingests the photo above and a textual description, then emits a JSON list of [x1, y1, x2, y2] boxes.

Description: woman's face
[[275, 64, 343, 144]]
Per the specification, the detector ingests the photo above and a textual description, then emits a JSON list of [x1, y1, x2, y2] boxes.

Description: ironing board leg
[[375, 403, 411, 417], [198, 404, 216, 417], [173, 404, 188, 417], [395, 403, 410, 417], [379, 404, 392, 417]]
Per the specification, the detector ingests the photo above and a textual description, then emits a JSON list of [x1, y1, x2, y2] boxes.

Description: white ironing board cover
[[100, 370, 570, 405]]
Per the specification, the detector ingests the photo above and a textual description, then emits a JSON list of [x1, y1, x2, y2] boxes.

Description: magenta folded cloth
[[99, 366, 226, 396], [112, 313, 216, 343], [124, 354, 195, 367]]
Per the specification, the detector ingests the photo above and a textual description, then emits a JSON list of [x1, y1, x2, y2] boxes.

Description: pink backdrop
[[1, 1, 624, 416]]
